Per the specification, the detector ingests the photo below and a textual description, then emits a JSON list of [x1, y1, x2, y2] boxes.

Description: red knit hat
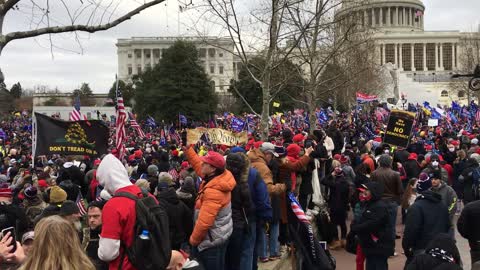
[[293, 134, 305, 143], [340, 155, 349, 164], [201, 151, 225, 169], [37, 179, 48, 188], [286, 144, 301, 157]]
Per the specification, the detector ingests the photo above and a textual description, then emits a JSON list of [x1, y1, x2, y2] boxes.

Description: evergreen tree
[[229, 56, 305, 113], [73, 83, 95, 106], [108, 79, 136, 107], [134, 40, 218, 122], [9, 82, 22, 98]]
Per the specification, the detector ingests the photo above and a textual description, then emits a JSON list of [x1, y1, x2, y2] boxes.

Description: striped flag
[[169, 126, 182, 145], [288, 192, 310, 224], [69, 96, 88, 121], [476, 110, 480, 123], [115, 75, 127, 160], [128, 112, 145, 138], [75, 192, 87, 216], [168, 167, 180, 181]]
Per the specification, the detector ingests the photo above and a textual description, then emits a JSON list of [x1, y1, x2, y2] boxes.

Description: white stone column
[[379, 7, 383, 26], [382, 44, 386, 65], [372, 8, 375, 26], [403, 7, 406, 26], [452, 43, 457, 70], [411, 43, 416, 71], [150, 49, 154, 68], [141, 48, 145, 72], [394, 43, 398, 67], [399, 43, 403, 70], [364, 9, 368, 26], [423, 43, 427, 71], [435, 43, 439, 70], [439, 43, 444, 70], [387, 7, 391, 26], [395, 7, 399, 26]]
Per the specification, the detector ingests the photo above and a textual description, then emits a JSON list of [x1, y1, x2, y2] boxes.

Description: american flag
[[69, 96, 87, 121], [95, 186, 103, 201], [75, 192, 87, 216], [115, 76, 127, 160], [169, 126, 182, 145], [128, 112, 145, 138], [168, 167, 179, 181], [288, 192, 310, 224], [476, 110, 480, 124]]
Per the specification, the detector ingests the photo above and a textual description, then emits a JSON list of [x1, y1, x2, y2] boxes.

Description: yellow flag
[[273, 102, 280, 108]]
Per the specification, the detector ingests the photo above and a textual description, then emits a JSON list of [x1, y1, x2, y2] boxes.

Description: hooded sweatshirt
[[97, 154, 143, 270]]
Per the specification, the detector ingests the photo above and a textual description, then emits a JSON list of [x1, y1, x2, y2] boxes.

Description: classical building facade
[[116, 37, 241, 93], [336, 0, 480, 106]]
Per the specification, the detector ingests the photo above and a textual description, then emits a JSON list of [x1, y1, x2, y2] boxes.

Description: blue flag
[[0, 129, 6, 140], [179, 114, 187, 125], [449, 111, 458, 124], [231, 117, 246, 132], [146, 116, 156, 128], [451, 101, 461, 112]]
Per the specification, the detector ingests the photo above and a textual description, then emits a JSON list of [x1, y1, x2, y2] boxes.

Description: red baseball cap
[[201, 151, 225, 169], [37, 180, 48, 188]]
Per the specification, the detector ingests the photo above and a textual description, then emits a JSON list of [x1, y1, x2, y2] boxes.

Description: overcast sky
[[0, 0, 479, 93]]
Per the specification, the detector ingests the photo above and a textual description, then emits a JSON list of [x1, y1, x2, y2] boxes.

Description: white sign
[[428, 119, 439, 127]]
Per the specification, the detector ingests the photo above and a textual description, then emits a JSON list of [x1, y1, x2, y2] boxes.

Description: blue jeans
[[366, 255, 388, 270], [226, 221, 256, 270], [386, 201, 398, 241], [256, 221, 280, 259], [198, 242, 228, 270]]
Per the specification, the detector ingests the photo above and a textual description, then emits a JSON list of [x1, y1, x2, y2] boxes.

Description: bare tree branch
[[2, 0, 166, 46]]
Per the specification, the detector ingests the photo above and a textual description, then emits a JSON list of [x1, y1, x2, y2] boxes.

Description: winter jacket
[[406, 233, 462, 270], [457, 200, 480, 250], [327, 127, 344, 154], [430, 183, 457, 222], [34, 203, 61, 224], [350, 182, 394, 257], [86, 226, 109, 270], [176, 187, 196, 212], [0, 202, 28, 238], [247, 168, 272, 221], [459, 160, 479, 204], [157, 187, 193, 250], [370, 167, 403, 203], [402, 191, 450, 255], [394, 149, 410, 165], [321, 173, 350, 224], [323, 136, 335, 158], [362, 155, 376, 173], [248, 149, 285, 195], [57, 162, 85, 190], [186, 147, 236, 251]]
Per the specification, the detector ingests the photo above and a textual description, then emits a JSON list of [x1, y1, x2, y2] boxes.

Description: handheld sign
[[383, 110, 416, 148]]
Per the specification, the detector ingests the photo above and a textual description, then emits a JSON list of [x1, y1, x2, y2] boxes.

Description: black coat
[[406, 254, 462, 270], [402, 191, 450, 254], [406, 233, 462, 270], [157, 187, 193, 250], [86, 227, 109, 270], [350, 182, 394, 257], [0, 202, 28, 238], [458, 200, 480, 249], [321, 173, 350, 225]]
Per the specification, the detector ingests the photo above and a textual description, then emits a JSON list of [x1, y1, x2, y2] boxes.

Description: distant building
[[116, 36, 242, 93], [33, 106, 131, 121], [32, 92, 110, 107], [336, 0, 480, 106]]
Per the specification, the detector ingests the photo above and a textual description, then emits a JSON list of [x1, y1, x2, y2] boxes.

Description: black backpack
[[115, 191, 171, 270]]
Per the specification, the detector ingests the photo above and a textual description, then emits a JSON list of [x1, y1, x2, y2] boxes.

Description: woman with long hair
[[18, 215, 95, 270]]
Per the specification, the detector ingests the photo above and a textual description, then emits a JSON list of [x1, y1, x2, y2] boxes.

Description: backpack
[[114, 191, 171, 270], [472, 167, 480, 200]]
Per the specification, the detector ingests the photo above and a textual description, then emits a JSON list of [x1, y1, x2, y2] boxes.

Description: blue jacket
[[248, 168, 272, 221]]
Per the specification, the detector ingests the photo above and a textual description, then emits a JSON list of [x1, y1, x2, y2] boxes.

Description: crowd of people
[[1, 103, 480, 270]]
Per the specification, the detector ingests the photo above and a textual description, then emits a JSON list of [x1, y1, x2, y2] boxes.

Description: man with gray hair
[[370, 154, 403, 251]]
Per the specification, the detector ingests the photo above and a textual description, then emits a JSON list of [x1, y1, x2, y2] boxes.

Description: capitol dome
[[336, 0, 426, 32]]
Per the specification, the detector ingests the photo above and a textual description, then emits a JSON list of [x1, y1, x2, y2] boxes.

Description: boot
[[341, 239, 347, 248], [328, 240, 341, 250]]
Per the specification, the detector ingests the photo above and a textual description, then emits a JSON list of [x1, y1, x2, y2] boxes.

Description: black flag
[[33, 113, 108, 157]]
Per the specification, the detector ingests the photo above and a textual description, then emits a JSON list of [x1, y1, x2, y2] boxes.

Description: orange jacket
[[185, 147, 236, 248], [248, 148, 286, 195]]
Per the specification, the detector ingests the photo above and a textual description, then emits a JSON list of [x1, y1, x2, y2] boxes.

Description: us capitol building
[[336, 0, 480, 106]]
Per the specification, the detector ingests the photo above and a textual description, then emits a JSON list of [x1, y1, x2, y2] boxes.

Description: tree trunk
[[260, 80, 270, 140]]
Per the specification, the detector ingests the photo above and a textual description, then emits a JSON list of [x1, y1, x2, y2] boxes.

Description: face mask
[[384, 149, 390, 154], [432, 161, 439, 167], [359, 193, 372, 202], [448, 148, 455, 152], [334, 167, 342, 174]]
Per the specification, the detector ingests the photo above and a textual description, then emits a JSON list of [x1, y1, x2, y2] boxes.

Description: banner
[[187, 128, 248, 146], [428, 118, 439, 127], [356, 92, 378, 103], [383, 110, 416, 148], [33, 113, 109, 157]]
